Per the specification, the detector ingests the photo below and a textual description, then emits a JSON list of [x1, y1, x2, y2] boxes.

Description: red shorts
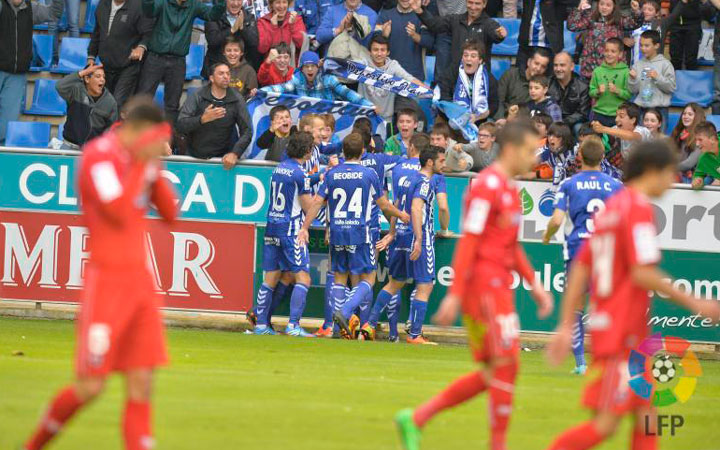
[[582, 356, 651, 414], [462, 285, 519, 363], [75, 266, 167, 377]]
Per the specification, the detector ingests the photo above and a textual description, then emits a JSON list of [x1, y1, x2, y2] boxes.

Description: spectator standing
[[495, 47, 551, 120], [56, 65, 119, 149], [409, 0, 506, 101], [454, 121, 498, 171], [87, 0, 154, 110], [627, 0, 686, 65], [429, 0, 466, 88], [627, 30, 675, 124], [264, 51, 374, 106], [258, 43, 294, 86], [642, 107, 665, 137], [452, 40, 499, 123], [692, 121, 720, 188], [527, 74, 562, 121], [517, 0, 565, 73], [223, 37, 258, 98], [137, 0, 225, 125], [486, 0, 518, 17], [548, 52, 590, 133], [0, 0, 63, 144], [48, 0, 80, 65], [177, 63, 253, 168], [668, 0, 703, 70], [589, 38, 632, 127], [294, 0, 341, 36], [257, 0, 305, 59], [376, 0, 434, 82], [568, 0, 641, 79], [203, 0, 260, 77], [702, 0, 720, 114], [671, 102, 706, 179], [317, 0, 378, 49]]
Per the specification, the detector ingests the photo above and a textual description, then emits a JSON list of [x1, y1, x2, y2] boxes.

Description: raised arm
[[542, 208, 566, 244]]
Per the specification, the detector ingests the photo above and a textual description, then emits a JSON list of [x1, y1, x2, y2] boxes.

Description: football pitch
[[1, 317, 719, 450]]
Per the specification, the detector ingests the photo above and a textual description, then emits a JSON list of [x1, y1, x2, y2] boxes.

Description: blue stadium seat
[[425, 55, 436, 85], [24, 79, 67, 116], [418, 98, 434, 131], [491, 59, 511, 80], [186, 44, 205, 80], [698, 57, 714, 66], [563, 23, 577, 55], [705, 115, 720, 130], [31, 34, 53, 72], [52, 37, 91, 74], [154, 83, 165, 108], [667, 112, 680, 133], [671, 70, 713, 107], [5, 121, 51, 148], [186, 85, 200, 100], [80, 0, 101, 33], [492, 18, 520, 56], [57, 122, 65, 141], [34, 3, 67, 31]]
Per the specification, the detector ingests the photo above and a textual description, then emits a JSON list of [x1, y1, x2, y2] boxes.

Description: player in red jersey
[[545, 140, 720, 450], [23, 97, 178, 450], [395, 121, 554, 450]]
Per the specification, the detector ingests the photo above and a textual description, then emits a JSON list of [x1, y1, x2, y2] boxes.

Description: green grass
[[1, 318, 718, 450]]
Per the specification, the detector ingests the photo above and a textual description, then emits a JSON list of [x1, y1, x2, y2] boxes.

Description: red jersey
[[577, 187, 661, 358], [79, 130, 178, 270]]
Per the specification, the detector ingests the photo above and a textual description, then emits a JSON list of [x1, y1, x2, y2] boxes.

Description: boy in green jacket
[[589, 37, 631, 128], [692, 121, 720, 190]]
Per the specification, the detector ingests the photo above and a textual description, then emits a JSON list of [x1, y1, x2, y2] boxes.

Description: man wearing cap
[[263, 50, 374, 107]]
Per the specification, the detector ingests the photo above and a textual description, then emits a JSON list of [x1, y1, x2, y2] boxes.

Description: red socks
[[632, 426, 657, 450], [25, 386, 84, 450], [123, 400, 153, 450], [547, 422, 605, 450], [488, 362, 518, 450], [413, 371, 487, 428]]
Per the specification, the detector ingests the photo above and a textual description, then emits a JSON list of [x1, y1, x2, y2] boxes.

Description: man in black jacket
[[409, 0, 506, 100], [517, 0, 564, 74], [0, 0, 63, 144], [668, 0, 702, 69], [177, 62, 253, 168], [202, 0, 260, 77], [548, 51, 589, 133], [86, 0, 154, 109]]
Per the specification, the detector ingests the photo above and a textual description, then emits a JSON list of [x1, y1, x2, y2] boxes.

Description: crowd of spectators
[[1, 0, 720, 188]]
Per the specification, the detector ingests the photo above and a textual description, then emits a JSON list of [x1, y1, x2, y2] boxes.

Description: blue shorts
[[387, 232, 413, 281], [330, 244, 376, 275], [411, 237, 435, 284], [262, 236, 309, 273]]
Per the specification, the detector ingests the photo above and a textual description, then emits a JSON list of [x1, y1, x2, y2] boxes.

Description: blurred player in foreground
[[545, 140, 720, 450], [395, 121, 554, 450], [542, 136, 623, 375], [23, 97, 178, 450]]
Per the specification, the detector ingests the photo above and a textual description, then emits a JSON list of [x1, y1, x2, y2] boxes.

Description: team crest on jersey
[[304, 178, 311, 191], [420, 182, 430, 197]]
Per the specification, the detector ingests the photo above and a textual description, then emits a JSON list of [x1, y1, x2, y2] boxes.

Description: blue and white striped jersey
[[410, 172, 436, 245], [266, 159, 312, 237], [390, 156, 446, 235]]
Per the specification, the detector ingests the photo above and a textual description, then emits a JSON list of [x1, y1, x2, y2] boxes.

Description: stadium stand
[[80, 0, 100, 33], [671, 70, 713, 108], [492, 18, 520, 56], [5, 121, 51, 148], [563, 24, 576, 55], [51, 37, 92, 74], [31, 34, 54, 72], [24, 79, 67, 116], [425, 55, 435, 86], [491, 59, 511, 80], [154, 84, 165, 108], [667, 112, 679, 132], [186, 44, 206, 80]]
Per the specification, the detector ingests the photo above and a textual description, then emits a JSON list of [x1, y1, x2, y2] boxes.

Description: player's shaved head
[[496, 120, 539, 152], [286, 131, 314, 160], [579, 136, 605, 167], [342, 133, 364, 160], [409, 133, 430, 157]]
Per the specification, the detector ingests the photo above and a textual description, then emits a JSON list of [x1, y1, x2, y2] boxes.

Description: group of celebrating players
[[19, 98, 720, 450]]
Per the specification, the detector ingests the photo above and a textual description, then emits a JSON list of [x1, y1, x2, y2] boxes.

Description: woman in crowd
[[671, 102, 706, 181], [643, 108, 666, 139], [257, 0, 306, 60]]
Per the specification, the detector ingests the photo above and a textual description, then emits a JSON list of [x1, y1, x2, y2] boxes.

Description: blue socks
[[289, 283, 309, 326], [341, 281, 372, 319], [387, 293, 400, 339], [572, 310, 586, 367], [358, 287, 373, 325], [255, 283, 274, 326], [323, 273, 335, 328], [331, 283, 346, 315], [409, 299, 428, 338], [368, 289, 393, 328], [267, 282, 290, 324]]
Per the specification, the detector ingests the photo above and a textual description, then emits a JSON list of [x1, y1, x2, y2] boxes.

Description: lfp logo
[[628, 333, 703, 407]]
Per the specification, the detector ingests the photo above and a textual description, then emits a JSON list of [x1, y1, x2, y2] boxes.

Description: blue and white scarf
[[323, 57, 433, 99], [453, 64, 489, 116], [631, 23, 654, 64]]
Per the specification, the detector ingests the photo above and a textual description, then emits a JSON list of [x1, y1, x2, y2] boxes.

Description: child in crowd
[[626, 0, 686, 65], [592, 101, 652, 170], [452, 40, 498, 125], [589, 38, 632, 127], [568, 0, 642, 79], [453, 122, 498, 172], [224, 37, 258, 99], [692, 121, 720, 189], [258, 105, 296, 161], [318, 113, 342, 158], [431, 122, 468, 172], [643, 108, 665, 138], [527, 75, 563, 122], [537, 122, 578, 186], [258, 43, 294, 87], [352, 117, 384, 153], [532, 112, 553, 142], [672, 102, 706, 180], [628, 30, 675, 125], [384, 108, 418, 155]]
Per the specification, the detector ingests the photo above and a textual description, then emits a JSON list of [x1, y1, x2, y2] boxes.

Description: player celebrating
[[542, 136, 623, 375], [360, 143, 447, 344], [254, 132, 317, 337], [394, 121, 554, 450], [545, 141, 720, 450], [23, 98, 178, 450], [298, 133, 410, 340]]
